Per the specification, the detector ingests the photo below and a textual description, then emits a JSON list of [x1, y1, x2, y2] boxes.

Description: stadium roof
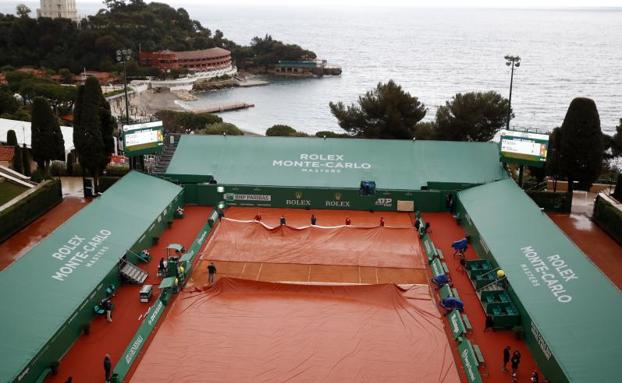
[[458, 179, 622, 382], [165, 135, 507, 189], [0, 172, 182, 381]]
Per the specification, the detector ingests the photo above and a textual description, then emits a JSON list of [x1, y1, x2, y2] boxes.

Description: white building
[[37, 0, 78, 22]]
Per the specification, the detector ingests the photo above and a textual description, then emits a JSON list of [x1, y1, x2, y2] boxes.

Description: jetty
[[193, 102, 255, 113]]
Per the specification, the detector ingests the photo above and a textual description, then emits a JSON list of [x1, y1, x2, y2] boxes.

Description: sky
[[1, 0, 620, 8]]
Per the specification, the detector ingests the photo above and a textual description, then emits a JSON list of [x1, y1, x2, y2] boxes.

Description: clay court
[[132, 278, 460, 383], [189, 207, 427, 286]]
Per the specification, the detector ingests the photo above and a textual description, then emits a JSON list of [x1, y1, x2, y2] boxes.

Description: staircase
[[120, 260, 149, 284], [153, 133, 181, 174]]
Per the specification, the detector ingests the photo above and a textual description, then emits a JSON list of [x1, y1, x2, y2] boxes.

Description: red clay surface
[[131, 278, 460, 383], [46, 206, 213, 383], [0, 197, 88, 271], [424, 212, 543, 383], [203, 218, 424, 268], [549, 213, 622, 290]]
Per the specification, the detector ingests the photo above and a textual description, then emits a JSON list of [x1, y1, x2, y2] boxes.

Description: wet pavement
[[549, 212, 622, 290]]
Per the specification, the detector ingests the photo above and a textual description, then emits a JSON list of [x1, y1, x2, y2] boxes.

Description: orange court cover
[[131, 278, 460, 383], [202, 218, 425, 269]]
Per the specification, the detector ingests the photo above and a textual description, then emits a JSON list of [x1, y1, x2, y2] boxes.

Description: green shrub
[[198, 122, 244, 136], [0, 179, 62, 242], [266, 125, 307, 137], [105, 165, 130, 177], [593, 195, 622, 245], [526, 191, 571, 213]]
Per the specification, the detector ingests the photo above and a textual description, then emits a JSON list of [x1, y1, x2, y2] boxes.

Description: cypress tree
[[21, 143, 31, 176], [30, 97, 65, 175], [559, 98, 603, 192], [73, 77, 107, 187], [6, 129, 23, 174]]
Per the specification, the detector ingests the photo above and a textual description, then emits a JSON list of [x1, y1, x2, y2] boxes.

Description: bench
[[440, 284, 453, 300], [437, 248, 444, 260], [472, 344, 485, 365], [431, 259, 445, 277], [451, 287, 460, 300], [461, 313, 473, 331], [442, 262, 449, 274]]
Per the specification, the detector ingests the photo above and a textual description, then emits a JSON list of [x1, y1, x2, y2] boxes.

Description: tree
[[612, 118, 622, 157], [0, 89, 20, 116], [21, 143, 31, 176], [434, 91, 510, 142], [30, 97, 65, 174], [559, 97, 603, 192], [197, 122, 244, 136], [546, 127, 562, 180], [265, 125, 308, 137], [16, 4, 31, 18], [6, 130, 23, 174], [329, 80, 426, 139], [413, 121, 438, 140], [73, 77, 107, 187], [314, 131, 351, 138]]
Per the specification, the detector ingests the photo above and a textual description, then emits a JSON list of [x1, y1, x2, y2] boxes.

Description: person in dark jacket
[[104, 354, 112, 382], [208, 262, 217, 284], [311, 214, 317, 225], [503, 345, 511, 371], [280, 216, 286, 226], [511, 350, 521, 375]]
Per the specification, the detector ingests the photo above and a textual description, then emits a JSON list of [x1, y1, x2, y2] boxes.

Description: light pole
[[116, 49, 132, 125], [504, 55, 520, 130], [116, 49, 133, 169]]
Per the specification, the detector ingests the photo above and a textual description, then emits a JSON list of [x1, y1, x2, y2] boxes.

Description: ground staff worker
[[104, 353, 112, 382]]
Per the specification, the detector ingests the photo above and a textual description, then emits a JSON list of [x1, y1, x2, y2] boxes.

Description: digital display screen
[[123, 121, 164, 156], [499, 130, 549, 167]]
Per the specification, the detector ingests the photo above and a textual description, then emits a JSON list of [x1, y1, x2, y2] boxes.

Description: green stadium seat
[[451, 288, 460, 299]]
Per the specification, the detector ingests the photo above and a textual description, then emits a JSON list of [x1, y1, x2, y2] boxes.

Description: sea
[[2, 3, 622, 136]]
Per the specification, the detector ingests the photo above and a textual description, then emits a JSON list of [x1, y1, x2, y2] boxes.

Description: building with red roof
[[139, 48, 232, 72]]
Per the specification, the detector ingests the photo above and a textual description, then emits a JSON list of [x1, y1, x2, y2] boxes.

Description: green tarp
[[458, 179, 622, 383], [0, 172, 182, 381], [165, 135, 506, 190]]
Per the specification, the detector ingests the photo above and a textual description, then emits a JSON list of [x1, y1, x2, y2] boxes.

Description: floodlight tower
[[504, 55, 521, 130]]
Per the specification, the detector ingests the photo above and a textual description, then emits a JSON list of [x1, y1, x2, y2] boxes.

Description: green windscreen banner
[[113, 299, 166, 380], [123, 121, 164, 157], [458, 341, 484, 383]]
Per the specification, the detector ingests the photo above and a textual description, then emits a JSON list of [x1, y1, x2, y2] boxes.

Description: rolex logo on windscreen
[[287, 191, 310, 206]]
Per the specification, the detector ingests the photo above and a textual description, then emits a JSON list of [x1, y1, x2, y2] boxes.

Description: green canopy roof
[[0, 172, 182, 381], [165, 135, 506, 190], [458, 179, 622, 382]]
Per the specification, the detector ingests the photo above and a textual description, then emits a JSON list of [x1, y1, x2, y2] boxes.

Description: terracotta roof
[[172, 47, 231, 60], [0, 146, 15, 162]]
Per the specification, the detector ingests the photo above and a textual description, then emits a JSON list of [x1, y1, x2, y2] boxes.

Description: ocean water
[[189, 6, 622, 136]]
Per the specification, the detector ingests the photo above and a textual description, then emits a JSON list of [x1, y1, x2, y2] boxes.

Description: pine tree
[[30, 97, 65, 175], [329, 80, 426, 139], [6, 130, 23, 174], [73, 77, 107, 188], [559, 98, 603, 192], [21, 144, 31, 176]]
